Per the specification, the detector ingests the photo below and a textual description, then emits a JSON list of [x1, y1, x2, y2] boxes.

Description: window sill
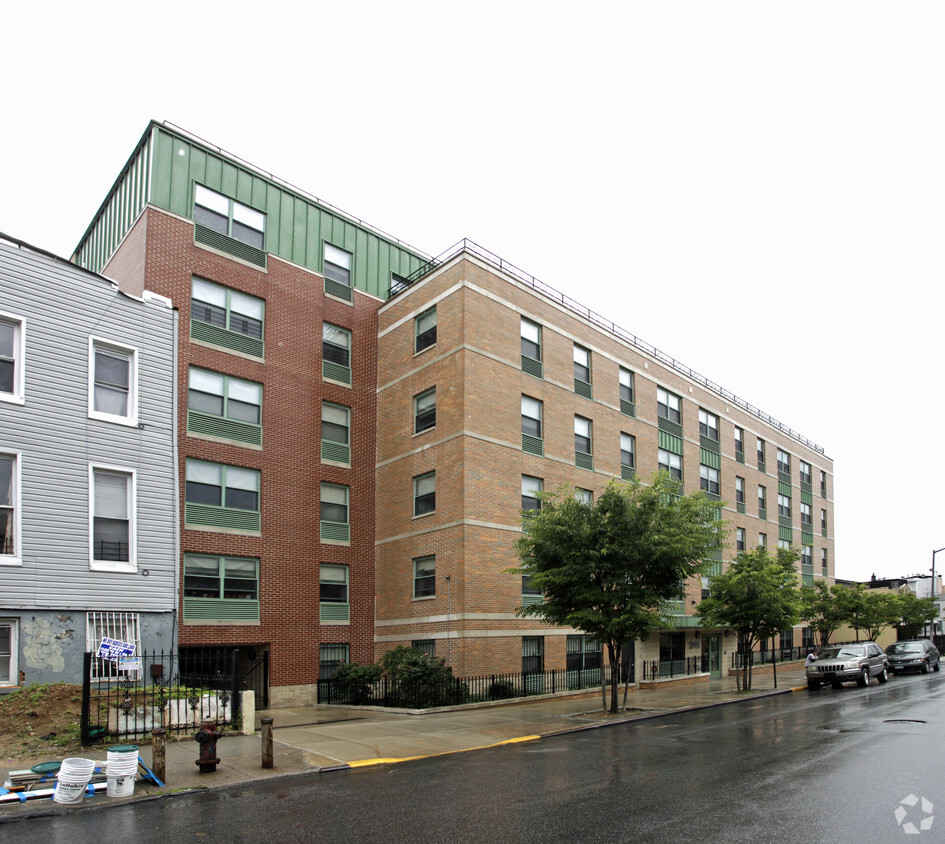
[[325, 291, 354, 306], [0, 557, 23, 567], [0, 394, 24, 405], [322, 376, 353, 389], [90, 561, 137, 574], [320, 538, 351, 547], [412, 428, 435, 438], [88, 411, 140, 428], [320, 619, 351, 626], [413, 344, 436, 357], [412, 595, 436, 602], [412, 511, 436, 520], [320, 458, 351, 469]]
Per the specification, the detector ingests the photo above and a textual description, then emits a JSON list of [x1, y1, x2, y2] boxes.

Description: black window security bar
[[390, 239, 825, 456]]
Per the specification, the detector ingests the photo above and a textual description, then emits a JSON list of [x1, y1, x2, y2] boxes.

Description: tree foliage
[[896, 591, 939, 639], [515, 473, 725, 713], [696, 547, 801, 690], [799, 580, 849, 648]]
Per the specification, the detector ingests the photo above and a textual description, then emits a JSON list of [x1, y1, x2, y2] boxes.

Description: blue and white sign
[[98, 637, 136, 661]]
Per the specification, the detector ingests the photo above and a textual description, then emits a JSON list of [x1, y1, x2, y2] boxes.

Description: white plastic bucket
[[106, 773, 135, 797], [60, 757, 96, 778], [53, 778, 89, 804]]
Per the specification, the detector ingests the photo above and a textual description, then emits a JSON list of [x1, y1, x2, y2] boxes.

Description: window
[[414, 388, 436, 434], [757, 438, 766, 471], [778, 494, 792, 519], [185, 459, 261, 532], [320, 482, 349, 542], [322, 323, 352, 384], [413, 556, 436, 598], [820, 471, 827, 497], [575, 488, 593, 505], [736, 527, 746, 551], [412, 639, 436, 656], [821, 548, 828, 574], [759, 533, 767, 548], [320, 564, 350, 623], [734, 426, 744, 457], [319, 643, 349, 681], [657, 388, 682, 425], [566, 635, 602, 680], [0, 314, 24, 403], [802, 545, 813, 569], [699, 410, 719, 441], [191, 278, 265, 357], [522, 571, 542, 605], [800, 501, 812, 526], [821, 509, 828, 533], [89, 338, 137, 424], [521, 395, 543, 455], [521, 319, 542, 377], [735, 476, 745, 506], [91, 467, 134, 569], [415, 307, 437, 353], [188, 367, 262, 446], [323, 243, 353, 299], [777, 449, 791, 476], [758, 484, 767, 517], [183, 555, 259, 622], [0, 454, 19, 561], [574, 416, 593, 469], [0, 619, 16, 686], [413, 472, 436, 516], [194, 184, 265, 250], [799, 461, 812, 486], [658, 449, 682, 481], [522, 637, 544, 674], [778, 538, 791, 551], [619, 368, 635, 415], [573, 345, 592, 398], [620, 433, 635, 480], [522, 475, 543, 511], [700, 464, 720, 495], [321, 402, 351, 464], [659, 632, 685, 675], [87, 611, 141, 681]]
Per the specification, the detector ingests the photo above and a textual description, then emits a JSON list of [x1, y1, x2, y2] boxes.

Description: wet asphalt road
[[4, 674, 943, 843]]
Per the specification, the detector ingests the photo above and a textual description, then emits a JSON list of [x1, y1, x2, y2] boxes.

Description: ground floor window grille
[[86, 611, 141, 680], [319, 643, 349, 680]]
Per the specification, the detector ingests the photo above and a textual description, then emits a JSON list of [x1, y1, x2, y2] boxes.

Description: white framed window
[[0, 313, 25, 404], [657, 388, 681, 424], [698, 409, 719, 441], [700, 464, 720, 495], [0, 452, 21, 565], [522, 475, 543, 511], [323, 243, 353, 287], [414, 472, 436, 517], [658, 448, 682, 481], [89, 337, 138, 425], [0, 618, 17, 687], [90, 465, 136, 571], [87, 611, 141, 680], [194, 184, 265, 250], [413, 555, 436, 598]]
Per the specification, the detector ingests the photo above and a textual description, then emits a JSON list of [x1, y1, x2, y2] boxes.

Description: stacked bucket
[[105, 745, 139, 797], [53, 758, 96, 804]]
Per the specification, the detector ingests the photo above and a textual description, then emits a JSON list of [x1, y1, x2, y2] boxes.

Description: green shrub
[[332, 662, 382, 705]]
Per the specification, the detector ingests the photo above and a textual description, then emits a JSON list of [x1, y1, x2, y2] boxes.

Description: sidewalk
[[0, 666, 808, 820]]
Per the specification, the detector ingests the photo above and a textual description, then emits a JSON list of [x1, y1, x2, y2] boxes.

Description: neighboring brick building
[[72, 122, 834, 699], [376, 241, 835, 680], [73, 122, 427, 705]]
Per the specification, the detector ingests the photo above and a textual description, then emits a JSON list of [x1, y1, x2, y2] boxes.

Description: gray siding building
[[0, 234, 178, 689]]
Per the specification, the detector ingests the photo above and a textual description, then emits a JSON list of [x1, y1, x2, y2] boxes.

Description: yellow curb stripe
[[347, 734, 542, 768]]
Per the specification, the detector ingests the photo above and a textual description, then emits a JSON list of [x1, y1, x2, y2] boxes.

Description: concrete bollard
[[151, 729, 167, 784], [261, 718, 274, 769]]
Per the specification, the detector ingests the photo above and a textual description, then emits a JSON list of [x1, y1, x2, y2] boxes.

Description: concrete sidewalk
[[1, 666, 808, 820]]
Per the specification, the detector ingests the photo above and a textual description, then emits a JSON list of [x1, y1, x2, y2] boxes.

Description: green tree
[[799, 580, 848, 648], [859, 590, 902, 642], [514, 473, 725, 714], [833, 584, 869, 641], [895, 591, 938, 639], [696, 547, 801, 690]]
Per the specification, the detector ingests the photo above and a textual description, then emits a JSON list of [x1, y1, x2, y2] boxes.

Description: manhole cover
[[884, 719, 926, 724]]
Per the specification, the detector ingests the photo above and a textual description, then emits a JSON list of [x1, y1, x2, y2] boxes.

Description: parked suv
[[806, 642, 889, 690], [885, 640, 941, 675]]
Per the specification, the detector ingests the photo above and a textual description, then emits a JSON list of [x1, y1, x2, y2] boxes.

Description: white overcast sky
[[3, 2, 942, 583]]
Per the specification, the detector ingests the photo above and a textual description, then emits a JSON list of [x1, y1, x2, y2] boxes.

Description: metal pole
[[261, 718, 273, 769], [445, 576, 452, 665]]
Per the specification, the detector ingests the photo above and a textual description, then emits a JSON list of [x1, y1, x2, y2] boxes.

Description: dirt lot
[[0, 684, 111, 763]]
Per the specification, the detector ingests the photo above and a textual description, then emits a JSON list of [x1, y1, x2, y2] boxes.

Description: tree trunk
[[607, 642, 620, 714]]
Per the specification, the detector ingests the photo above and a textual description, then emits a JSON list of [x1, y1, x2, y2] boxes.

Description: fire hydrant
[[194, 721, 222, 774]]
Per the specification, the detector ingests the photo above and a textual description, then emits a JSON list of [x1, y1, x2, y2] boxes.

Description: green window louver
[[737, 502, 746, 514], [521, 593, 544, 608], [621, 465, 635, 481], [700, 448, 721, 469], [183, 598, 260, 622], [659, 430, 684, 455], [191, 320, 264, 358], [802, 531, 813, 546], [320, 520, 350, 542], [322, 360, 352, 384], [321, 440, 350, 464], [324, 277, 353, 302], [620, 399, 635, 417], [779, 525, 793, 542], [706, 560, 723, 576], [195, 224, 267, 268], [522, 356, 543, 378], [802, 573, 814, 587], [575, 451, 594, 471], [574, 379, 592, 399], [185, 503, 261, 532], [319, 602, 350, 623], [700, 436, 721, 455], [779, 481, 792, 497], [187, 411, 262, 446], [658, 416, 683, 438], [736, 451, 745, 464], [522, 434, 544, 456], [801, 490, 813, 505]]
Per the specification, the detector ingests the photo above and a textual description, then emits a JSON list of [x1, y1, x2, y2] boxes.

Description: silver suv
[[806, 642, 889, 690]]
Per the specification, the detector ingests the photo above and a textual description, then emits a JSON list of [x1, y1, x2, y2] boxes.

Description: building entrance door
[[702, 634, 722, 677]]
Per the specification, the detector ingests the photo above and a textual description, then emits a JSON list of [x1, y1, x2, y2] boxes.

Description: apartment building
[[376, 241, 834, 680], [73, 122, 427, 706], [0, 234, 177, 689]]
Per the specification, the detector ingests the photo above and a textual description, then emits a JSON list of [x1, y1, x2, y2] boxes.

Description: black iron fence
[[80, 649, 266, 744], [318, 666, 617, 708], [732, 646, 811, 669], [641, 656, 707, 680]]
